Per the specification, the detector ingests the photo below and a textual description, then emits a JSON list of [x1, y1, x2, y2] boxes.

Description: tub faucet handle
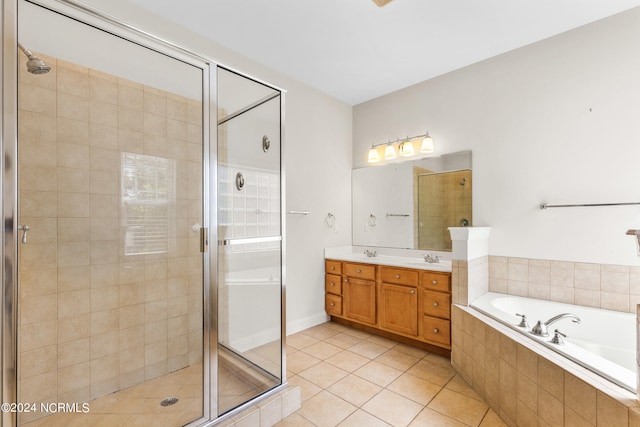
[[515, 313, 529, 329], [550, 329, 566, 345]]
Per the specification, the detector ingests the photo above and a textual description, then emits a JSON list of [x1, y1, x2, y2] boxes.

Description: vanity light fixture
[[367, 132, 435, 163], [368, 145, 379, 163], [384, 140, 397, 160], [420, 131, 434, 153], [400, 138, 414, 157]]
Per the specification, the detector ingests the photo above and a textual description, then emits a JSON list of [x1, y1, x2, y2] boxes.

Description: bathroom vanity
[[324, 255, 452, 355]]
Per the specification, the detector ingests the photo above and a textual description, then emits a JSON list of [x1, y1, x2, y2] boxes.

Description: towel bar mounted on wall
[[286, 210, 311, 215], [385, 213, 410, 217], [540, 201, 640, 210]]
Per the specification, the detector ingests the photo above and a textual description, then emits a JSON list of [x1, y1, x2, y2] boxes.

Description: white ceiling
[[127, 0, 640, 105]]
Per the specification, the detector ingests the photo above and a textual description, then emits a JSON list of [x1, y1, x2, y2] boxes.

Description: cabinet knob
[[330, 282, 335, 286], [410, 289, 415, 294], [395, 274, 400, 279], [356, 269, 361, 273], [433, 302, 439, 307], [433, 328, 439, 334], [344, 278, 349, 283], [331, 266, 335, 270], [432, 280, 437, 285]]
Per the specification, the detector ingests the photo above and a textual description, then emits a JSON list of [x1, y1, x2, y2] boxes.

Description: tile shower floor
[[21, 364, 203, 427], [279, 321, 506, 427]]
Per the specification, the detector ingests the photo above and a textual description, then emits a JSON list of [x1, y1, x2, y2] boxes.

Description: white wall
[[354, 7, 640, 266], [59, 0, 354, 333]]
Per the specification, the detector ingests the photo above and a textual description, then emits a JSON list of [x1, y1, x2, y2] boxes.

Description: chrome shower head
[[18, 43, 51, 75]]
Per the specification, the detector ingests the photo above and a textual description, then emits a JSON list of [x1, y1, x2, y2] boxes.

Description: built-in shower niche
[[16, 50, 204, 425]]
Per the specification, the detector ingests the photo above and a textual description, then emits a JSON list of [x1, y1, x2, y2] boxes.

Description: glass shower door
[[15, 2, 205, 425], [216, 67, 282, 415]]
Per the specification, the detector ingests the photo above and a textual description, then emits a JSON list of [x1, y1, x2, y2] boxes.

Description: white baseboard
[[286, 311, 329, 336]]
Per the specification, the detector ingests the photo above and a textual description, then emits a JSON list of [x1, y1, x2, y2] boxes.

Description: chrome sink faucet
[[530, 313, 581, 337], [364, 249, 377, 257], [424, 254, 440, 263]]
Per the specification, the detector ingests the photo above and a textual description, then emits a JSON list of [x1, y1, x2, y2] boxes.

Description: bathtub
[[471, 292, 636, 393]]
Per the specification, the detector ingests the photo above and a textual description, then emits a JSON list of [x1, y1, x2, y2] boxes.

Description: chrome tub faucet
[[530, 313, 581, 337]]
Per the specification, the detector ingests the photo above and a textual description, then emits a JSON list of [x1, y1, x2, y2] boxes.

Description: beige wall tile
[[58, 338, 90, 369], [91, 264, 118, 288], [90, 194, 118, 218], [90, 217, 118, 241], [601, 292, 630, 312], [549, 285, 574, 304], [58, 167, 90, 193], [90, 123, 118, 149], [57, 92, 88, 121], [574, 289, 600, 308], [58, 192, 90, 218], [58, 361, 90, 395], [538, 388, 563, 426], [90, 241, 118, 264], [119, 106, 144, 132], [20, 84, 57, 116], [119, 282, 145, 306], [118, 85, 143, 109], [58, 290, 90, 319], [20, 320, 57, 352], [20, 371, 57, 403], [145, 319, 168, 344], [144, 92, 166, 116], [58, 117, 89, 145], [20, 345, 57, 380], [58, 217, 90, 243], [91, 286, 119, 312], [596, 391, 629, 426], [601, 265, 630, 294], [119, 305, 144, 330], [20, 268, 57, 299], [91, 331, 118, 359], [58, 242, 90, 267], [90, 77, 118, 104], [58, 314, 91, 343], [20, 190, 57, 218], [118, 128, 144, 153], [574, 263, 601, 291], [20, 165, 57, 192], [90, 170, 118, 195], [20, 294, 57, 325], [91, 309, 119, 335], [19, 137, 57, 167], [565, 373, 596, 421], [90, 147, 119, 172], [57, 65, 89, 98], [58, 266, 90, 293]]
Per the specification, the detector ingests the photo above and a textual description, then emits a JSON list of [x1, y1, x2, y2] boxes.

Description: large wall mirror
[[352, 150, 472, 251]]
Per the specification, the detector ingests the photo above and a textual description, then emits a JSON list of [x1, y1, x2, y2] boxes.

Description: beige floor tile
[[348, 340, 389, 359], [299, 361, 349, 389], [287, 375, 322, 402], [340, 327, 372, 340], [288, 350, 321, 374], [338, 409, 391, 426], [407, 358, 456, 387], [325, 350, 370, 372], [327, 374, 382, 406], [446, 374, 485, 402], [297, 390, 356, 427], [365, 335, 398, 349], [324, 332, 363, 349], [409, 407, 468, 426], [387, 373, 442, 405], [287, 332, 321, 350], [301, 341, 342, 360], [428, 388, 489, 426], [479, 409, 508, 426], [274, 412, 317, 426], [302, 324, 341, 340], [362, 389, 424, 426], [394, 343, 430, 359], [354, 361, 403, 387], [375, 349, 421, 371], [93, 414, 131, 427]]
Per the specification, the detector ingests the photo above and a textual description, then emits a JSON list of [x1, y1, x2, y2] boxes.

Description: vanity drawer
[[423, 316, 451, 347], [423, 290, 451, 319], [325, 274, 342, 295], [421, 272, 451, 292], [325, 260, 342, 275], [381, 267, 418, 286], [326, 294, 342, 316], [344, 263, 376, 280]]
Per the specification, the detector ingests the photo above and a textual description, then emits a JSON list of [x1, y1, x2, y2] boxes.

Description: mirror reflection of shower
[[17, 43, 51, 74]]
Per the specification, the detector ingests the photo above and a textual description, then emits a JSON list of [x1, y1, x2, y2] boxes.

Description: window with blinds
[[121, 153, 176, 256]]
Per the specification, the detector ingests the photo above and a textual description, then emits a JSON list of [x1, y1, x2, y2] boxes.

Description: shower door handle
[[219, 236, 282, 246], [18, 224, 30, 244], [200, 227, 208, 253]]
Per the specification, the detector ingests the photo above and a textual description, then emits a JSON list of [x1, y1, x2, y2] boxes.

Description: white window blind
[[121, 153, 176, 256]]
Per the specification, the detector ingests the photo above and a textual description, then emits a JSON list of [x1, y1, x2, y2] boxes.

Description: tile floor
[[21, 364, 203, 427], [279, 321, 507, 427]]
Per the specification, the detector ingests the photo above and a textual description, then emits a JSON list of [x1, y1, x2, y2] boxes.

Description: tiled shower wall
[[17, 53, 203, 421], [488, 256, 640, 313]]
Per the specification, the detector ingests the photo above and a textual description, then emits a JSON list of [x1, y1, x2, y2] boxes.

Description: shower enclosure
[[1, 0, 285, 426]]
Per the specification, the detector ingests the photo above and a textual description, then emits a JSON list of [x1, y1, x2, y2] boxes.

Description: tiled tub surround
[[18, 54, 203, 422], [488, 256, 640, 314], [452, 305, 640, 426]]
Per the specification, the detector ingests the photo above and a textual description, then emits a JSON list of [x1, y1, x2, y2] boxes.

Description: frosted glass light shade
[[400, 141, 414, 157], [368, 147, 379, 163], [420, 134, 434, 153], [384, 144, 396, 160]]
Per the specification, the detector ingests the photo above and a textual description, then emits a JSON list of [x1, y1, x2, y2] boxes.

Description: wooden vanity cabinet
[[343, 263, 376, 325], [379, 267, 419, 336], [421, 271, 452, 349], [325, 259, 452, 352]]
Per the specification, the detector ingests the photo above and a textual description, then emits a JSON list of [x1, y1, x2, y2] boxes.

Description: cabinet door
[[344, 278, 376, 325], [379, 283, 418, 336]]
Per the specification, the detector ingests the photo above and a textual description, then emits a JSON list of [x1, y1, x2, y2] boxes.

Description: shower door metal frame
[[0, 0, 218, 425]]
